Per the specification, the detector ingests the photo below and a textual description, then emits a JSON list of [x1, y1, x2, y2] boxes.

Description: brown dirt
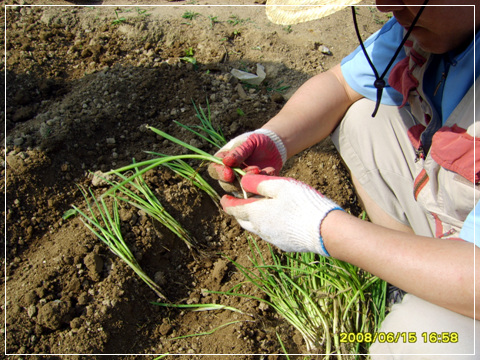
[[3, 1, 390, 359]]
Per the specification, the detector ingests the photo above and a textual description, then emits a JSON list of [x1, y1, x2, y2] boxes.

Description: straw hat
[[266, 0, 364, 25]]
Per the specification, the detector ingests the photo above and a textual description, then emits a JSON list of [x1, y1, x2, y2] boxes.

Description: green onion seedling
[[106, 165, 196, 250], [72, 186, 166, 299]]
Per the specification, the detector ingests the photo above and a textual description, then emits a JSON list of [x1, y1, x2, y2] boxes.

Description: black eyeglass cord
[[351, 0, 430, 117]]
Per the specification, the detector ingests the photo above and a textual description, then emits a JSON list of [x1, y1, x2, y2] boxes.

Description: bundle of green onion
[[72, 186, 166, 299], [212, 236, 387, 356]]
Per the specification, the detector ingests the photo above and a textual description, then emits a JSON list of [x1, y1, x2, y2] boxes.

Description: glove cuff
[[318, 206, 343, 256], [254, 129, 288, 166]]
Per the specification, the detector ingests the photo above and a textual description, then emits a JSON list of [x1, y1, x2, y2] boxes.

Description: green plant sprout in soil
[[112, 9, 126, 25]]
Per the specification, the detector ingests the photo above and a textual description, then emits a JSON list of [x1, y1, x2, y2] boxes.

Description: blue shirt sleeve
[[459, 200, 479, 247], [341, 18, 405, 106]]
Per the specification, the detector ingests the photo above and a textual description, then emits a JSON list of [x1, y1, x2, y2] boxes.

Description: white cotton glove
[[220, 173, 343, 256]]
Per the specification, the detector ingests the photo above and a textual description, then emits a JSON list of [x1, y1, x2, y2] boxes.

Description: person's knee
[[332, 99, 415, 154], [331, 98, 377, 152]]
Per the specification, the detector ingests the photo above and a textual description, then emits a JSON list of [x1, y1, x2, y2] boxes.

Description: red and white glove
[[221, 173, 343, 256], [208, 129, 287, 184]]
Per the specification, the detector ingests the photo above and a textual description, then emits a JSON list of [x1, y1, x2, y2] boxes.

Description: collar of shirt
[[423, 29, 480, 124]]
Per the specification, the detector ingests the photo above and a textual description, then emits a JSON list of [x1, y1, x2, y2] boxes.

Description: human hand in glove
[[220, 173, 343, 256], [208, 129, 287, 193]]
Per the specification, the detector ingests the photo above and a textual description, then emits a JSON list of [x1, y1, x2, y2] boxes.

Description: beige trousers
[[370, 294, 479, 359], [331, 99, 479, 359]]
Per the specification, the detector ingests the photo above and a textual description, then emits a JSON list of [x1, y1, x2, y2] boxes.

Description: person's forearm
[[322, 210, 479, 320], [262, 64, 362, 159]]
